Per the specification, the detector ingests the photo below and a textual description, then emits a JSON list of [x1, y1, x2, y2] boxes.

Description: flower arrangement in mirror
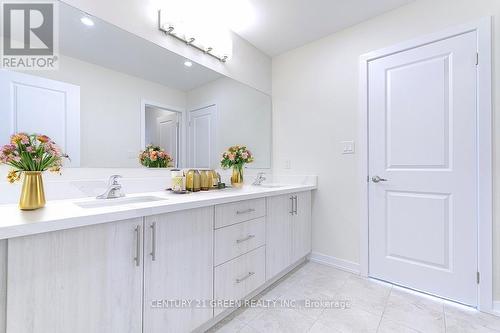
[[139, 144, 173, 168], [0, 133, 69, 210], [220, 145, 253, 188]]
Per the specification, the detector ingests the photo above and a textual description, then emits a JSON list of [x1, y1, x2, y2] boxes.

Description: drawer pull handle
[[236, 271, 255, 283], [236, 234, 255, 244], [150, 222, 157, 261], [236, 208, 256, 215], [134, 225, 141, 267]]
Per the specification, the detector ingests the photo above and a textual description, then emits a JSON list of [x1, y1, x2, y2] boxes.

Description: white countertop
[[0, 184, 315, 240]]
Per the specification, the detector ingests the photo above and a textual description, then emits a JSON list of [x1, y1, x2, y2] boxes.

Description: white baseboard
[[309, 252, 360, 275], [492, 301, 500, 316]]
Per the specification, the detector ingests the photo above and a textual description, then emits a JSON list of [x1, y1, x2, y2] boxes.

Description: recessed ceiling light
[[184, 61, 193, 67], [80, 17, 94, 27]]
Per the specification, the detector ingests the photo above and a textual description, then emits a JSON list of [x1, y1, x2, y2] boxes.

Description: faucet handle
[[108, 175, 123, 185]]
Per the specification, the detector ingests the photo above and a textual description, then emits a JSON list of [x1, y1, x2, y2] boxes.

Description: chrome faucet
[[252, 172, 267, 186], [97, 175, 125, 199]]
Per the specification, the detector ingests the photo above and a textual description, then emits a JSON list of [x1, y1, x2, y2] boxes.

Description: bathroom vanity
[[0, 3, 312, 331], [0, 184, 314, 333]]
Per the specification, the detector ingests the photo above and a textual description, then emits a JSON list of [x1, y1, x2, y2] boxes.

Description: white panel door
[[0, 70, 80, 166], [157, 113, 179, 166], [188, 105, 216, 168], [368, 31, 478, 305]]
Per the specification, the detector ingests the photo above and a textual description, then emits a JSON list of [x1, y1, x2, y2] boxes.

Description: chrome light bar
[[158, 11, 229, 63]]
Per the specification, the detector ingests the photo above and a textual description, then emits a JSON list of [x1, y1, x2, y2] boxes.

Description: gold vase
[[19, 171, 46, 210], [231, 165, 244, 188]]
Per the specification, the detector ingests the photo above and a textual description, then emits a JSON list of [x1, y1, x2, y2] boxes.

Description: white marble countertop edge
[[0, 184, 316, 240]]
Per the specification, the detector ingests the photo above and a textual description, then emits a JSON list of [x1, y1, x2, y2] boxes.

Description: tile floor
[[207, 261, 500, 333]]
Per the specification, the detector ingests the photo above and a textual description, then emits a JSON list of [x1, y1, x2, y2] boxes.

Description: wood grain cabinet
[[2, 191, 312, 333], [4, 207, 215, 333], [6, 218, 144, 333], [266, 191, 312, 280], [143, 207, 214, 333]]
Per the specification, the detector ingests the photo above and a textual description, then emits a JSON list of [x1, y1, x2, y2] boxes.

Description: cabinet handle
[[290, 196, 294, 215], [150, 222, 157, 261], [134, 225, 141, 267], [293, 195, 298, 215], [236, 234, 255, 244], [236, 208, 255, 215], [236, 271, 255, 283]]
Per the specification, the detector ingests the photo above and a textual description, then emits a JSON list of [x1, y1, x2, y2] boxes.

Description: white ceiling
[[232, 0, 415, 56], [60, 3, 222, 91]]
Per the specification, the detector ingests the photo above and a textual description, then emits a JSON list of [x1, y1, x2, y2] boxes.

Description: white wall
[[22, 55, 186, 167], [186, 77, 272, 169], [272, 0, 500, 298], [61, 0, 272, 95]]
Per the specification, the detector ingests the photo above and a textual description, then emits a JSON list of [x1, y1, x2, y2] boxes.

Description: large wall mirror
[[0, 2, 272, 169]]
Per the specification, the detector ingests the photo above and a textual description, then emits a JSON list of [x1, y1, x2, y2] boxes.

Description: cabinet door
[[144, 207, 214, 333], [266, 194, 293, 280], [6, 218, 144, 333], [292, 191, 312, 262]]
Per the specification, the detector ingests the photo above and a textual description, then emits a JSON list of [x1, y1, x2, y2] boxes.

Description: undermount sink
[[258, 184, 286, 188], [75, 196, 167, 209]]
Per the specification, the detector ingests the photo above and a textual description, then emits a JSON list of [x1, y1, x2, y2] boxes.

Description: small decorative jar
[[200, 170, 209, 191]]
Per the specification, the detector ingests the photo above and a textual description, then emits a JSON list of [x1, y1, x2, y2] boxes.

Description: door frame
[[140, 99, 185, 168], [358, 17, 492, 312]]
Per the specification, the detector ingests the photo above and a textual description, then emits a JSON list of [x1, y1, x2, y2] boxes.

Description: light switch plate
[[341, 141, 355, 154]]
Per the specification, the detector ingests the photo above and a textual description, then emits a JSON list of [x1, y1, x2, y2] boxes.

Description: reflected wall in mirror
[[0, 2, 271, 169]]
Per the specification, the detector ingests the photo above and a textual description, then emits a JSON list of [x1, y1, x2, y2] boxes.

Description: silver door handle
[[134, 225, 141, 267], [236, 271, 255, 283], [290, 196, 294, 215], [150, 222, 157, 261], [293, 195, 298, 215], [372, 176, 388, 183], [236, 234, 255, 244]]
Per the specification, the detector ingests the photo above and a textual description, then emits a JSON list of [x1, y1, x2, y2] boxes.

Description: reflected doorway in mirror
[[141, 100, 184, 169]]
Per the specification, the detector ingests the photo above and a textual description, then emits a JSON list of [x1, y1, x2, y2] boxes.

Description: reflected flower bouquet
[[139, 144, 173, 168]]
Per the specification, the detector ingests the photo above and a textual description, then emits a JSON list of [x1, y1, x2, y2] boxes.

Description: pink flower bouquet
[[0, 133, 69, 183], [139, 144, 173, 168], [220, 145, 254, 169]]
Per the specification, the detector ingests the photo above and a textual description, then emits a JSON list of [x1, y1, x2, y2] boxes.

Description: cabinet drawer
[[214, 246, 265, 314], [215, 198, 266, 228], [215, 217, 265, 265]]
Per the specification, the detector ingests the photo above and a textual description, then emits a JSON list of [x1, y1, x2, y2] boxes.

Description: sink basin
[[258, 184, 286, 188], [75, 196, 167, 209]]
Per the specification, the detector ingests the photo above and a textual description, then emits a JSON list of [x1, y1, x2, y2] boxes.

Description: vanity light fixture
[[158, 10, 231, 63], [80, 16, 94, 27], [184, 61, 193, 67]]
